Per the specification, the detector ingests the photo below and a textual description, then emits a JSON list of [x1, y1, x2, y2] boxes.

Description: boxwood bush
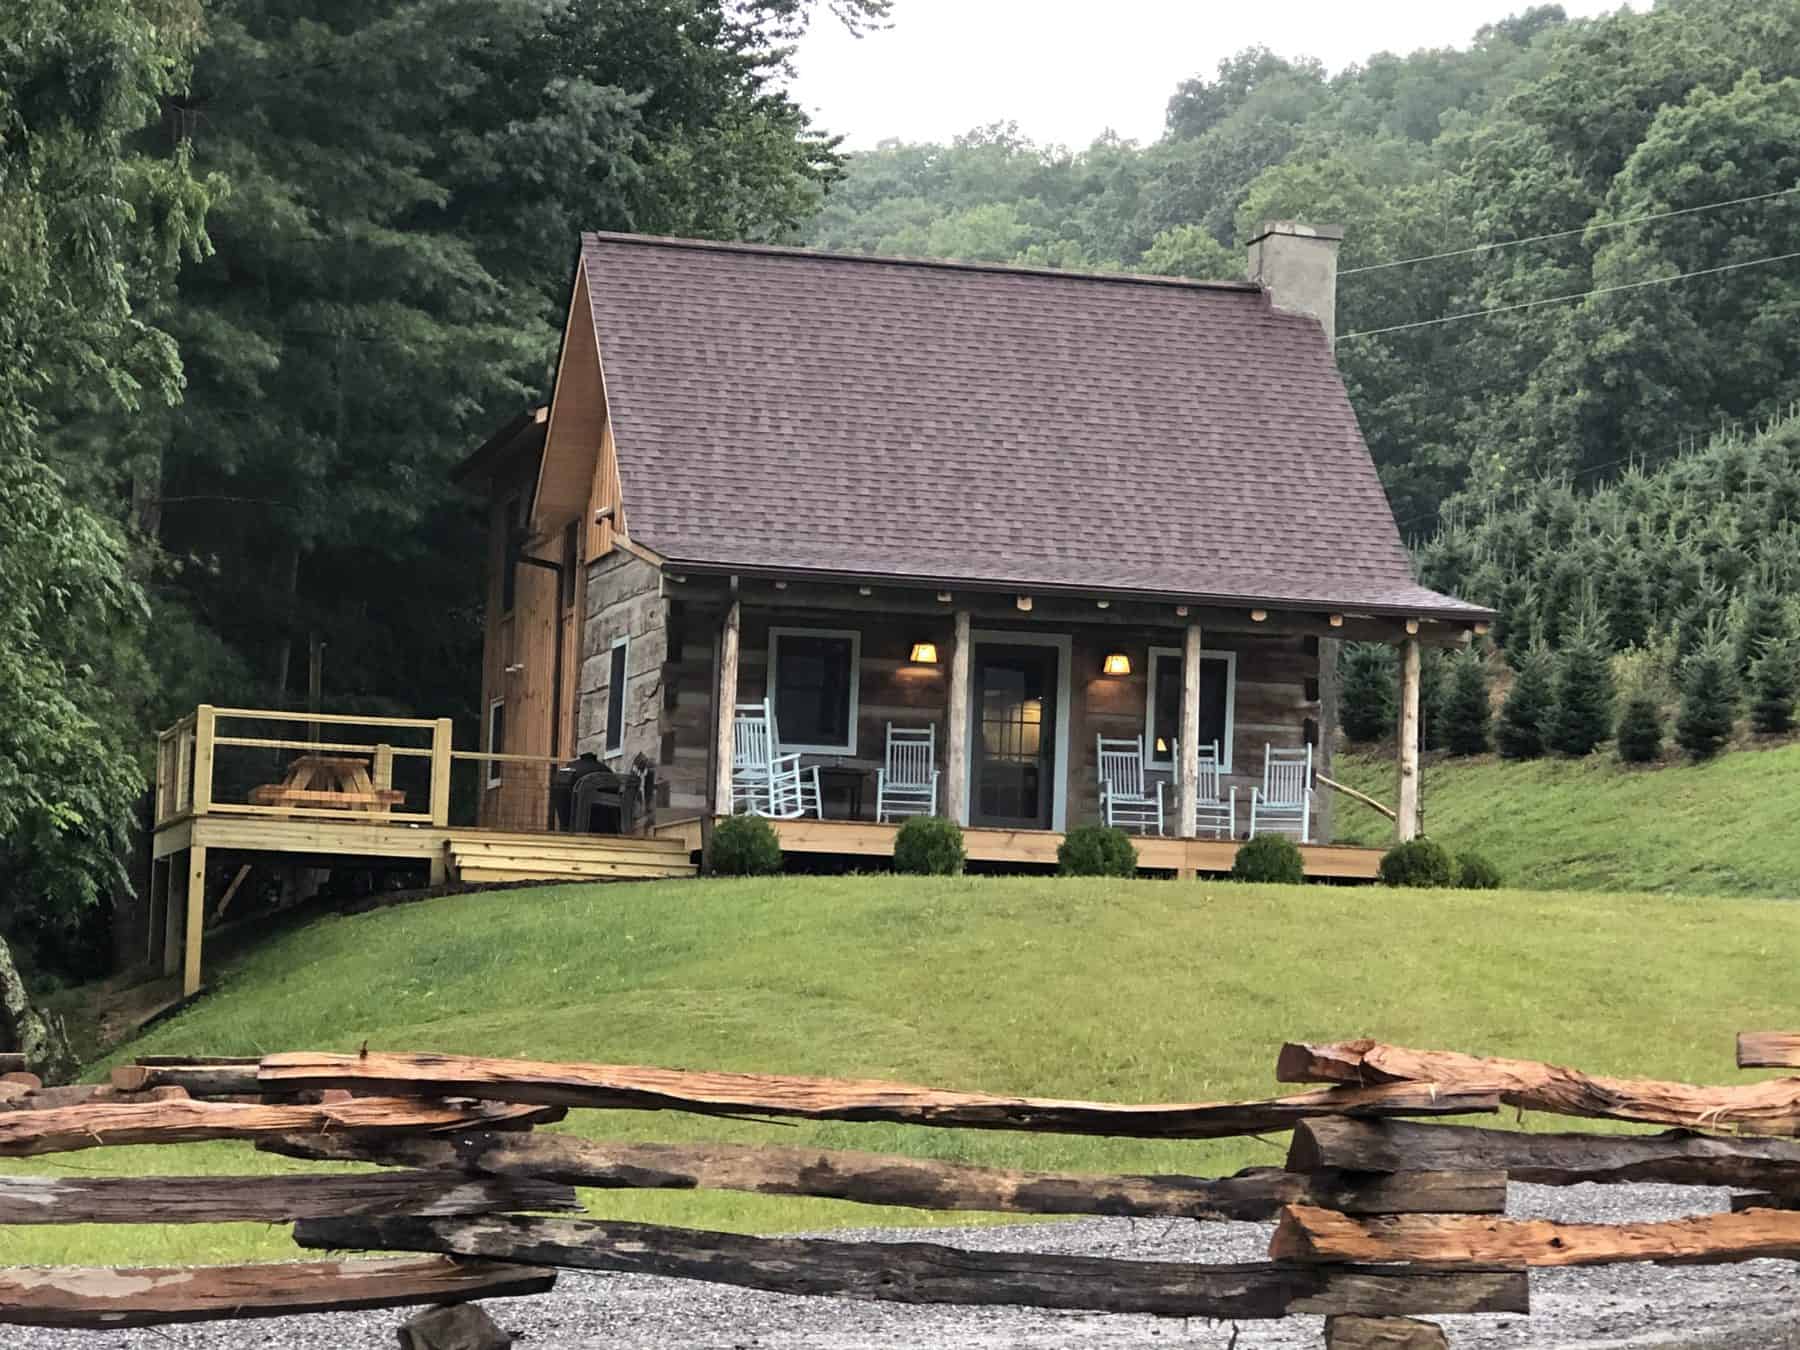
[[1378, 837, 1455, 888], [894, 815, 965, 875], [1057, 824, 1138, 877], [1231, 834, 1304, 884], [708, 813, 782, 876], [1455, 850, 1503, 890]]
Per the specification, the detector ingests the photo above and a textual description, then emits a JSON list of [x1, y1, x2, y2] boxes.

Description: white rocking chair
[[731, 700, 819, 820], [1173, 738, 1237, 839], [1097, 735, 1164, 835], [1249, 743, 1312, 842], [876, 723, 939, 822]]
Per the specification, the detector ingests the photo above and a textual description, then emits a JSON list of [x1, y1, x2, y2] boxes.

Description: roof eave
[[654, 557, 1493, 625]]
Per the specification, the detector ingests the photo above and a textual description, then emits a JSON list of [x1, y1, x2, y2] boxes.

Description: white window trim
[[1145, 647, 1237, 774], [603, 635, 630, 759], [768, 626, 861, 755], [966, 629, 1073, 833], [485, 698, 505, 789]]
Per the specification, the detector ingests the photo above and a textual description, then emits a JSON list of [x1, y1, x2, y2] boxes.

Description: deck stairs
[[445, 831, 697, 884]]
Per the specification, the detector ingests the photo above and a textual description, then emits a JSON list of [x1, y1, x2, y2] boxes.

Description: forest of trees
[[3, 0, 1798, 990]]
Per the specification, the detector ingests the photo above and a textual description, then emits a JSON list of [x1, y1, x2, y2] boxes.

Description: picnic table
[[249, 753, 406, 813]]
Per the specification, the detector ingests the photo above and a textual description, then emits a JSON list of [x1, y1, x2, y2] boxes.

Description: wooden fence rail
[[6, 1033, 1800, 1344]]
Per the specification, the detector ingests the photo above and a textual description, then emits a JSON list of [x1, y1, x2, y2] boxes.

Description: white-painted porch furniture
[[1097, 735, 1164, 835], [1249, 743, 1312, 842], [876, 723, 939, 822], [731, 700, 819, 819], [1172, 738, 1237, 839]]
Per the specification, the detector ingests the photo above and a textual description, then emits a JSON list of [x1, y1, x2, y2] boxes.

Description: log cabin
[[451, 221, 1491, 866]]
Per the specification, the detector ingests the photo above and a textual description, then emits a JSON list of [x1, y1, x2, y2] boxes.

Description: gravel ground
[[19, 1184, 1800, 1349]]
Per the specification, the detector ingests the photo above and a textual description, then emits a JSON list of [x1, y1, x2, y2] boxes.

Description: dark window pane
[[775, 634, 854, 746], [606, 643, 628, 753], [1153, 655, 1231, 762]]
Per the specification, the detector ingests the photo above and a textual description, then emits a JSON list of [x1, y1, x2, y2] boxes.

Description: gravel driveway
[[19, 1184, 1800, 1349]]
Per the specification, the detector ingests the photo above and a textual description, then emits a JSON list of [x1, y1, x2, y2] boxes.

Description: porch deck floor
[[652, 817, 1381, 880]]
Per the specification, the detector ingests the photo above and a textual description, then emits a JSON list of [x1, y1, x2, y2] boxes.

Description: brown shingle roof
[[580, 232, 1484, 621]]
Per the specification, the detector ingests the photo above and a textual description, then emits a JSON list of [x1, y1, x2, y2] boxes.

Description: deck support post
[[945, 610, 972, 826], [712, 600, 741, 820], [157, 858, 180, 976], [1396, 637, 1421, 842], [181, 844, 207, 997], [1177, 621, 1202, 839]]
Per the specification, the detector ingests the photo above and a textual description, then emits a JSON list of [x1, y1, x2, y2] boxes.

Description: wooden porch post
[[1178, 621, 1202, 839], [712, 600, 741, 817], [945, 610, 972, 826], [1396, 636, 1421, 842]]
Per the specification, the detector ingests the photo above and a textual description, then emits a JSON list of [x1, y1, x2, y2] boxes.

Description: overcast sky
[[790, 0, 1630, 149]]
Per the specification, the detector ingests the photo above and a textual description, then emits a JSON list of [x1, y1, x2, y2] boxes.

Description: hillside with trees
[[5, 0, 1799, 1002]]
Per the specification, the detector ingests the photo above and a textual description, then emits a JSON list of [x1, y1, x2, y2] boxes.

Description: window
[[499, 496, 522, 613], [560, 520, 578, 610], [604, 637, 629, 757], [768, 627, 860, 753], [485, 699, 506, 788], [1145, 647, 1237, 771]]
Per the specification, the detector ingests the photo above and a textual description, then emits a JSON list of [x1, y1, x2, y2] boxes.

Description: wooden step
[[449, 841, 691, 865], [453, 859, 695, 883], [447, 830, 690, 856]]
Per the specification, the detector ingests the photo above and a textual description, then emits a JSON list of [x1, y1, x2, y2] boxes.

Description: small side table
[[814, 764, 872, 820]]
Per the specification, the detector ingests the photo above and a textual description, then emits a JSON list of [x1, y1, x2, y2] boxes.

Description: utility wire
[[1340, 184, 1800, 276], [1339, 249, 1800, 342]]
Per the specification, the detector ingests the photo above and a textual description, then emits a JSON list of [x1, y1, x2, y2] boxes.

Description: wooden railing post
[[712, 601, 741, 817], [1396, 638, 1421, 842], [430, 719, 454, 828], [191, 705, 216, 816], [945, 610, 971, 826]]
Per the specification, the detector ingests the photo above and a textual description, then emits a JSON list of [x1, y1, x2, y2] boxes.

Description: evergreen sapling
[[1675, 637, 1738, 761], [1546, 622, 1615, 756], [1496, 644, 1554, 760], [1442, 649, 1492, 756]]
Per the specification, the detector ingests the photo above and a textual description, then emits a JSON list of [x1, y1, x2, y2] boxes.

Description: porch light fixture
[[1102, 651, 1132, 676], [909, 642, 940, 664]]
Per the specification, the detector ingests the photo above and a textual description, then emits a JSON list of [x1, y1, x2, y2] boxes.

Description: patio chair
[[731, 700, 817, 819], [1249, 743, 1312, 842], [876, 723, 939, 822], [1172, 738, 1237, 839], [1097, 735, 1164, 835]]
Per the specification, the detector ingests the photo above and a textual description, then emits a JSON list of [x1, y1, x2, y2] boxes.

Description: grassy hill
[[1332, 743, 1800, 898], [12, 872, 1800, 1267]]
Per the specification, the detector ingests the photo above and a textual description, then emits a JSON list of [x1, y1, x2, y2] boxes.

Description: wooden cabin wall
[[577, 553, 667, 791], [654, 609, 1324, 836]]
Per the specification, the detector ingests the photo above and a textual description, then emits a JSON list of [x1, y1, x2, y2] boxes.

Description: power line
[[1340, 183, 1800, 276], [1338, 249, 1800, 342]]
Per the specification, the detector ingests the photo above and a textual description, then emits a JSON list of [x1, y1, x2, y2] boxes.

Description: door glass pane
[[975, 650, 1053, 826]]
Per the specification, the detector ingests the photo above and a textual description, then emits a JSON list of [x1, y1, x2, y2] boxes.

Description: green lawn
[[9, 872, 1800, 1266], [1333, 741, 1800, 898]]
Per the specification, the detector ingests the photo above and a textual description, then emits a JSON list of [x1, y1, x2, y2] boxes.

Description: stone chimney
[[1247, 221, 1345, 348]]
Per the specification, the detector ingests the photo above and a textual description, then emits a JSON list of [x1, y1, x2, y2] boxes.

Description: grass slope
[[10, 873, 1800, 1266], [1333, 743, 1800, 898]]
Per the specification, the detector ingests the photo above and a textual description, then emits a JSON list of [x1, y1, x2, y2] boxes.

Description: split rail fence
[[6, 1034, 1800, 1347]]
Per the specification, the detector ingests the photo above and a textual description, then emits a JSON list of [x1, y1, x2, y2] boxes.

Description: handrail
[[449, 750, 566, 766], [1315, 772, 1397, 822], [211, 707, 440, 730], [213, 735, 434, 757]]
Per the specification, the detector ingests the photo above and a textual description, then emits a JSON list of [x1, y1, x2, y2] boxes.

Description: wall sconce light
[[1102, 651, 1132, 676], [909, 642, 940, 664]]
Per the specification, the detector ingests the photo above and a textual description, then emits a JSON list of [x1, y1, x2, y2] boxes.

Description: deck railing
[[152, 705, 568, 833]]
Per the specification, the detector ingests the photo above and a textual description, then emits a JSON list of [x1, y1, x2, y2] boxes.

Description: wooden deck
[[652, 817, 1383, 880]]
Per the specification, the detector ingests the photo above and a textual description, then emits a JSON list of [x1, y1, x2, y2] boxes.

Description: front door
[[971, 644, 1059, 829]]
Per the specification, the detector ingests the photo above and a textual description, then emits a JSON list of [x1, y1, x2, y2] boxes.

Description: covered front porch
[[650, 573, 1476, 860]]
